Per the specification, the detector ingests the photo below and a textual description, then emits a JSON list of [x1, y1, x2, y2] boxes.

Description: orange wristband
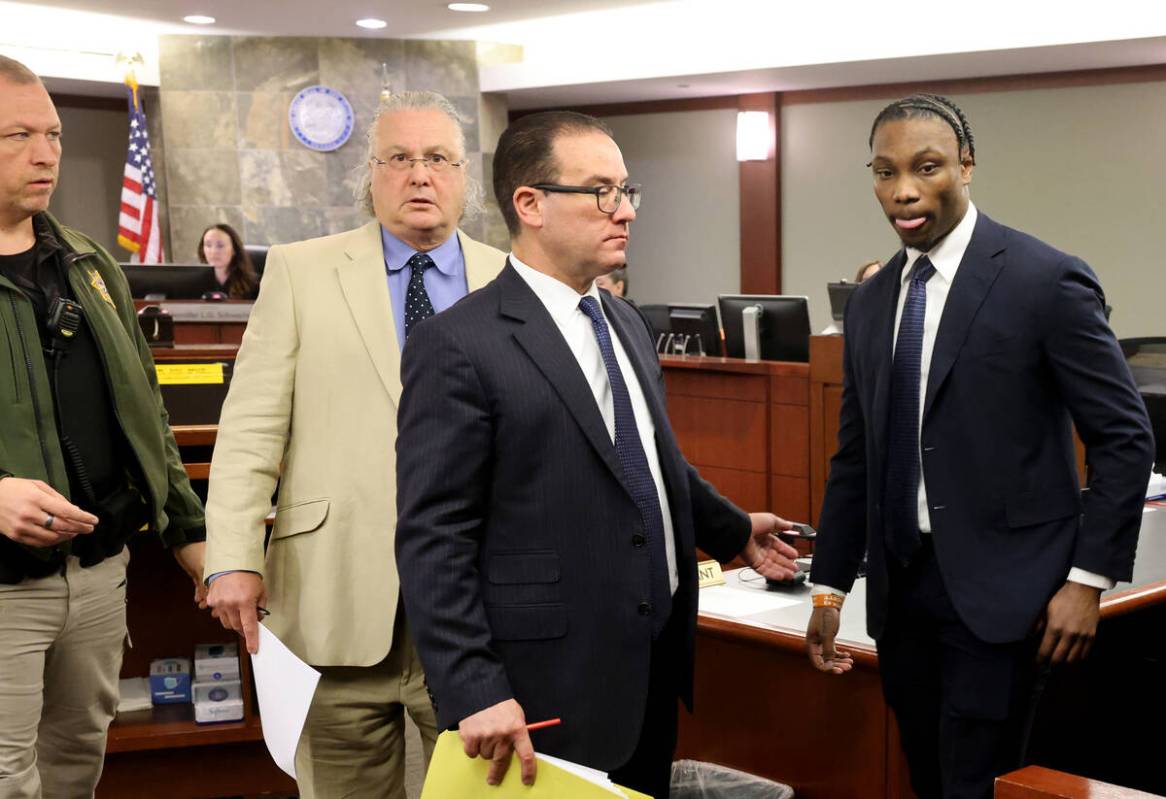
[[812, 593, 844, 610]]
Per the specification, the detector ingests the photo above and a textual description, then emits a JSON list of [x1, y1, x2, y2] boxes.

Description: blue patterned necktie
[[885, 255, 936, 565], [404, 252, 436, 339], [578, 296, 672, 635]]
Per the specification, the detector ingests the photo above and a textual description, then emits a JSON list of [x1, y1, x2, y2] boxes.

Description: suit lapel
[[338, 221, 403, 407], [870, 251, 906, 465], [500, 264, 626, 485], [922, 214, 1007, 421]]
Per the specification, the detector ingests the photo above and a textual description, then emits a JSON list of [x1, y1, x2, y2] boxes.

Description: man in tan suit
[[202, 90, 505, 798]]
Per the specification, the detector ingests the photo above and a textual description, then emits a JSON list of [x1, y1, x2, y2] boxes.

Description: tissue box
[[148, 658, 192, 704], [193, 679, 244, 723], [194, 642, 240, 682]]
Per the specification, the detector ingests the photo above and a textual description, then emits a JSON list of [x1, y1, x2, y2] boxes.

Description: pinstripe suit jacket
[[395, 262, 750, 770]]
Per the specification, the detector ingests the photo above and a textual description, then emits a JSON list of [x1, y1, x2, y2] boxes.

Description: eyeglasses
[[371, 153, 466, 173], [531, 183, 642, 214]]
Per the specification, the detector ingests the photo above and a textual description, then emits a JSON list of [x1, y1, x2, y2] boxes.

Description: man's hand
[[0, 477, 97, 547], [206, 571, 267, 655], [741, 512, 799, 581], [173, 542, 207, 608], [806, 606, 854, 675], [1037, 581, 1102, 666], [458, 699, 536, 787]]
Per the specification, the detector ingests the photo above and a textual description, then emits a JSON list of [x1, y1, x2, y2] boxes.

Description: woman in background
[[197, 223, 259, 299], [854, 259, 881, 283]]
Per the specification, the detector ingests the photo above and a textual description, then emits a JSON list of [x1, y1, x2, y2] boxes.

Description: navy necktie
[[885, 255, 936, 565], [578, 296, 672, 635], [404, 252, 436, 339]]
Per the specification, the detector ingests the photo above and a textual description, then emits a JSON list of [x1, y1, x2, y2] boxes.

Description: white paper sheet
[[1146, 470, 1166, 499], [251, 624, 321, 779], [698, 584, 801, 618], [537, 753, 624, 796]]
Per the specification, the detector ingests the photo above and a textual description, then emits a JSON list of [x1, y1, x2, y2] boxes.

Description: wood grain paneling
[[663, 356, 812, 522], [665, 370, 768, 402], [771, 403, 809, 478], [994, 766, 1163, 799], [669, 396, 768, 473], [737, 93, 782, 295], [693, 466, 768, 511], [771, 373, 809, 406], [678, 625, 890, 799], [100, 741, 296, 798], [809, 336, 846, 525], [772, 474, 810, 522]]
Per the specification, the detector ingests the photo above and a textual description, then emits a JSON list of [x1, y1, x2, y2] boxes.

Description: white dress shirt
[[511, 256, 679, 594], [814, 203, 1112, 597]]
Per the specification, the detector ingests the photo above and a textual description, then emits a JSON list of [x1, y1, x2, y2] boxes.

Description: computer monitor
[[667, 304, 722, 357], [717, 294, 811, 362], [639, 304, 671, 340], [122, 264, 215, 300], [827, 281, 859, 322]]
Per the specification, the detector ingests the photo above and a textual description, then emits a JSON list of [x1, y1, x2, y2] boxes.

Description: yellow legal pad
[[421, 730, 655, 799], [154, 363, 224, 385]]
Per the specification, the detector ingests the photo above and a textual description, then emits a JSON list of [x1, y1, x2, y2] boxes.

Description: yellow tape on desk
[[155, 363, 224, 385]]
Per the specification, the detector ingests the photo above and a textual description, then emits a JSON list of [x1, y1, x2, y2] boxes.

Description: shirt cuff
[[206, 569, 258, 586], [1067, 567, 1115, 591], [810, 584, 848, 598]]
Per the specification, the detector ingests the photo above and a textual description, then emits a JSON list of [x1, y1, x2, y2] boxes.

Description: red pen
[[525, 718, 561, 732]]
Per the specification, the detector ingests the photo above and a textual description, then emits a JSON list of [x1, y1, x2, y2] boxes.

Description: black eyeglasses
[[531, 183, 642, 214]]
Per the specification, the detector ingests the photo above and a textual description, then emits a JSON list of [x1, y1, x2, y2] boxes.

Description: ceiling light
[[356, 17, 388, 29], [448, 3, 490, 11], [183, 14, 215, 24]]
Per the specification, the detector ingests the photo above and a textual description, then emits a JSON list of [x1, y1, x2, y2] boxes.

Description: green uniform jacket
[[0, 213, 204, 562]]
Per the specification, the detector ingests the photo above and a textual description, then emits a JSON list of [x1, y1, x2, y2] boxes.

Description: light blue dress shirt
[[381, 227, 469, 349], [207, 227, 472, 586]]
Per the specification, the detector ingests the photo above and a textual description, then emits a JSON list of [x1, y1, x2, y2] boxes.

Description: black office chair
[[244, 245, 269, 278]]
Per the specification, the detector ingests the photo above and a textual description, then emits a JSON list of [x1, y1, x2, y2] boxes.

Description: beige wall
[[601, 109, 740, 306], [782, 81, 1166, 338], [48, 104, 127, 256]]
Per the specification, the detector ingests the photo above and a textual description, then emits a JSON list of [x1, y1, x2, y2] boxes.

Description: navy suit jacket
[[811, 213, 1154, 643], [395, 263, 750, 769]]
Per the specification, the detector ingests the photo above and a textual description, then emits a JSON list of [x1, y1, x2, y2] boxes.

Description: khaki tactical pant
[[0, 550, 128, 799]]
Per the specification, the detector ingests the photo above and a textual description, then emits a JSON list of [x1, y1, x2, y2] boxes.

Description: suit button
[[632, 534, 646, 548], [637, 602, 652, 616]]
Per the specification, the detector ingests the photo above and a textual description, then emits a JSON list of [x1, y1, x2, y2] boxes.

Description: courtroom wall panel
[[601, 109, 741, 306]]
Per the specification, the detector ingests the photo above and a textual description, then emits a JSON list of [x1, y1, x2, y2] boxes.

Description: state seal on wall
[[288, 86, 355, 152]]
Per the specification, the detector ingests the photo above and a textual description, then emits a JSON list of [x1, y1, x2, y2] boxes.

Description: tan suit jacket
[[205, 221, 505, 666]]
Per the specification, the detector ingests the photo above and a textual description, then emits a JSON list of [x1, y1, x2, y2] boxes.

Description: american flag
[[117, 77, 164, 263]]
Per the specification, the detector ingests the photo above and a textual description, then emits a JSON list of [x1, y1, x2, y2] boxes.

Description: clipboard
[[421, 730, 655, 798]]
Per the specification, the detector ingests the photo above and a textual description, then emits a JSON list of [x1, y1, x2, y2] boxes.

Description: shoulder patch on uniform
[[89, 268, 116, 309]]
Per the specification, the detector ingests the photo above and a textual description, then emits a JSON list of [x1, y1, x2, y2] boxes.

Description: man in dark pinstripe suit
[[395, 111, 800, 799]]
